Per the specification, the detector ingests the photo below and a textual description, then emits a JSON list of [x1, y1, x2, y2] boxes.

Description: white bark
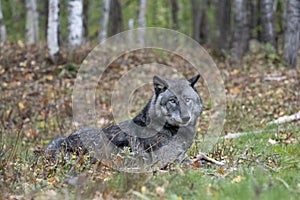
[[138, 0, 147, 44], [25, 0, 39, 44], [128, 18, 134, 43], [267, 111, 300, 125], [47, 0, 60, 62], [68, 0, 83, 47], [99, 0, 110, 43], [0, 0, 7, 42]]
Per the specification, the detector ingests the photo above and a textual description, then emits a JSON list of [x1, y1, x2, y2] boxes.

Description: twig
[[223, 130, 265, 139], [193, 152, 225, 166], [267, 111, 300, 125], [130, 190, 150, 200], [264, 76, 287, 81]]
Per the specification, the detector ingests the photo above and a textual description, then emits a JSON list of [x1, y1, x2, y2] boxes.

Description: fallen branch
[[267, 111, 300, 125], [264, 76, 287, 81], [193, 152, 225, 166], [223, 130, 264, 139]]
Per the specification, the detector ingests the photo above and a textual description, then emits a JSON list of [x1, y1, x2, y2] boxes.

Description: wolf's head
[[151, 75, 203, 127]]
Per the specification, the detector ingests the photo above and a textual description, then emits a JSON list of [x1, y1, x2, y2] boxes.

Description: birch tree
[[25, 0, 39, 44], [99, 0, 110, 42], [128, 19, 134, 44], [68, 0, 84, 47], [284, 0, 300, 68], [47, 0, 60, 62], [260, 0, 277, 48], [138, 0, 147, 44], [232, 0, 250, 59], [0, 0, 6, 42]]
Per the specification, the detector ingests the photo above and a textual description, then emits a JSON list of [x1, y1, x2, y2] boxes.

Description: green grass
[[1, 43, 299, 199], [0, 124, 293, 199]]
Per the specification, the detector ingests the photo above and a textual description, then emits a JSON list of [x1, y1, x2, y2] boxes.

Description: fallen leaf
[[231, 176, 244, 183], [268, 138, 277, 145], [18, 102, 25, 110], [230, 87, 240, 95]]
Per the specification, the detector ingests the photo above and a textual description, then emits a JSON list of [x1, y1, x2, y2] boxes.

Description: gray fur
[[45, 75, 203, 169]]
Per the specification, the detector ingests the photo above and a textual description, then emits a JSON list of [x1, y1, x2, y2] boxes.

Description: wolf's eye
[[169, 98, 176, 104], [185, 98, 191, 103]]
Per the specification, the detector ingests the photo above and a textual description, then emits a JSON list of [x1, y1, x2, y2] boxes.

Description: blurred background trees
[[0, 0, 299, 67]]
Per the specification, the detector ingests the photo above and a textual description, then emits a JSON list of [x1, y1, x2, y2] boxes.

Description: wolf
[[46, 74, 203, 170]]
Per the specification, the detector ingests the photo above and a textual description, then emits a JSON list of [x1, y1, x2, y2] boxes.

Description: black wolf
[[46, 75, 203, 170]]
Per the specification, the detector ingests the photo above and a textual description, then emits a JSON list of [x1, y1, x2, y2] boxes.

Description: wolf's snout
[[181, 116, 191, 123]]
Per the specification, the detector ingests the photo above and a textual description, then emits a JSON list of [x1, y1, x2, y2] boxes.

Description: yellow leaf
[[17, 40, 24, 48], [232, 69, 239, 75], [46, 75, 54, 81], [18, 102, 25, 110], [231, 176, 244, 183], [141, 186, 147, 194], [5, 109, 11, 115], [38, 121, 45, 128]]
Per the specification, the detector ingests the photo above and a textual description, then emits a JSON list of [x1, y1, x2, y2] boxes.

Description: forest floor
[[0, 42, 300, 200]]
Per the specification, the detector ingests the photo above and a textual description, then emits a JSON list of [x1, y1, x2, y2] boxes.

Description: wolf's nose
[[182, 116, 190, 123]]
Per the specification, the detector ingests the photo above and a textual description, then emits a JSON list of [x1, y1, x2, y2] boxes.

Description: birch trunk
[[284, 0, 300, 68], [68, 0, 83, 47], [99, 0, 110, 42], [138, 0, 147, 45], [128, 18, 134, 44], [25, 0, 39, 44], [47, 0, 60, 62], [0, 0, 7, 42]]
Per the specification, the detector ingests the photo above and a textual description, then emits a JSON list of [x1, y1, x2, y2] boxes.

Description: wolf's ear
[[189, 74, 201, 88], [153, 76, 168, 94]]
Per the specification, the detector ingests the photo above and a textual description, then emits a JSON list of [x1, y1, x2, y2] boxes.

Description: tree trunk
[[99, 0, 110, 42], [215, 0, 231, 54], [232, 0, 250, 59], [68, 0, 84, 47], [25, 0, 39, 44], [138, 0, 147, 45], [83, 0, 89, 39], [191, 0, 208, 44], [128, 18, 134, 43], [109, 0, 122, 36], [0, 0, 7, 42], [43, 0, 49, 40], [171, 0, 179, 30], [260, 0, 277, 48], [249, 0, 258, 38], [191, 0, 201, 42], [284, 0, 300, 68], [47, 0, 60, 62], [199, 0, 208, 44]]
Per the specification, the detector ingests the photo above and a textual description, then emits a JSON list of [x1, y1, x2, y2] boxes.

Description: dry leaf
[[231, 176, 244, 183]]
